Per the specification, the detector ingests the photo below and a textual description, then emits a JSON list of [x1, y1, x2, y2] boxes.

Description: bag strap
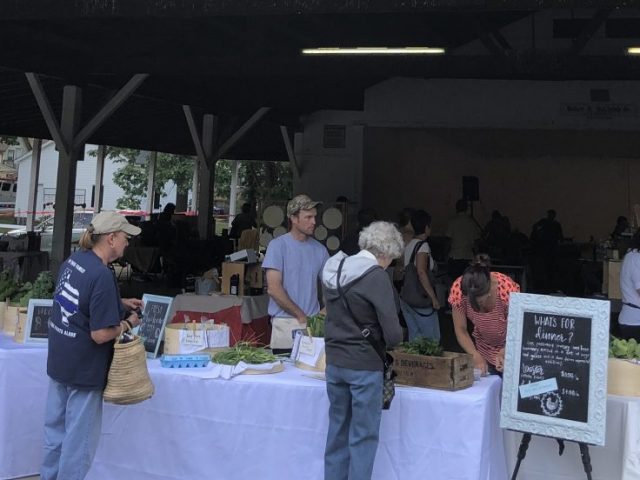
[[408, 240, 427, 266], [336, 257, 389, 368]]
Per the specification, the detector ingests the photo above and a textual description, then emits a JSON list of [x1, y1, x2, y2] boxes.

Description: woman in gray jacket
[[321, 221, 404, 480]]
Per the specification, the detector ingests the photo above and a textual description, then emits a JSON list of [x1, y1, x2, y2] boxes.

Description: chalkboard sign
[[25, 299, 53, 344], [500, 293, 610, 446], [137, 294, 173, 359]]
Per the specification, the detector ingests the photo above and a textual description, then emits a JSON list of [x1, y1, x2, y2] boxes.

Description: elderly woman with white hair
[[321, 221, 404, 480]]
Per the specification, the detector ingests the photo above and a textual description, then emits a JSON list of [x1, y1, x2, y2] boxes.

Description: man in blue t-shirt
[[263, 194, 329, 351]]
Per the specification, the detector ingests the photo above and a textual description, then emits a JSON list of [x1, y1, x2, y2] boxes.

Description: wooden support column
[[51, 85, 83, 272], [198, 114, 217, 240], [26, 72, 147, 273], [145, 151, 157, 219], [183, 106, 270, 240], [94, 145, 106, 213], [26, 139, 42, 231]]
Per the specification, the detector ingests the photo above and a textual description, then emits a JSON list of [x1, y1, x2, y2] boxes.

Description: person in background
[[341, 207, 377, 256], [619, 229, 640, 341], [400, 210, 441, 341], [229, 202, 257, 239], [263, 194, 329, 353], [611, 215, 630, 243], [530, 209, 563, 292], [482, 210, 510, 260], [41, 211, 144, 480], [446, 199, 481, 279], [448, 254, 520, 375], [322, 221, 403, 480]]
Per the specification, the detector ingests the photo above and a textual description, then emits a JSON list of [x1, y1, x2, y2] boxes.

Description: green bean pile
[[213, 342, 279, 365]]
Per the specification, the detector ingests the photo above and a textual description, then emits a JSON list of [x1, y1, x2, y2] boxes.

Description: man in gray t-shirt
[[263, 194, 329, 351]]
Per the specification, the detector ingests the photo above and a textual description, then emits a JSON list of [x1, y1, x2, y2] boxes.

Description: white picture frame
[[25, 299, 54, 344], [138, 294, 174, 359], [500, 293, 610, 446]]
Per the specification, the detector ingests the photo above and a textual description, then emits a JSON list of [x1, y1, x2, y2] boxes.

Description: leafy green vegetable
[[19, 271, 55, 307], [307, 313, 325, 338], [397, 337, 444, 357], [213, 342, 279, 365], [610, 336, 640, 360]]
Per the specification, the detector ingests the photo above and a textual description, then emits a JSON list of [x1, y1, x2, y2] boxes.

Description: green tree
[[0, 136, 19, 146], [91, 147, 195, 210]]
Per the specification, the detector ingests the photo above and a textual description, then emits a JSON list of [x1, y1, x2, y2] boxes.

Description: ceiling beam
[[73, 73, 148, 149], [569, 8, 612, 57], [0, 1, 632, 18], [25, 72, 68, 157]]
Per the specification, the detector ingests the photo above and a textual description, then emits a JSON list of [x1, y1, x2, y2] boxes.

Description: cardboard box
[[221, 261, 263, 295], [221, 262, 246, 295], [608, 358, 640, 396], [390, 350, 474, 391]]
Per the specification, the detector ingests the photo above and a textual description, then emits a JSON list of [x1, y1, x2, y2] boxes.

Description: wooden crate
[[391, 350, 474, 391]]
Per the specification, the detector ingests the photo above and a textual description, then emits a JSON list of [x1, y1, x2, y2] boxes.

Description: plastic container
[[160, 354, 211, 368]]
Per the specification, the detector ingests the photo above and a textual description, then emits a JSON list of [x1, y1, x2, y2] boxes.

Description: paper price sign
[[180, 329, 206, 347], [299, 336, 315, 356]]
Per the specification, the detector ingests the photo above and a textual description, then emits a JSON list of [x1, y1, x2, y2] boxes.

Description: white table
[[0, 334, 48, 480], [504, 394, 640, 480], [87, 362, 506, 480], [0, 332, 508, 480]]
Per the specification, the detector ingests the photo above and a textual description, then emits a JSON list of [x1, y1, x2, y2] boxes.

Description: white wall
[[15, 142, 177, 219], [295, 78, 640, 241]]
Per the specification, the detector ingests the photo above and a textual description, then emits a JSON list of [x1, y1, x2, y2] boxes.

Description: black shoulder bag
[[400, 240, 435, 309], [336, 258, 396, 410]]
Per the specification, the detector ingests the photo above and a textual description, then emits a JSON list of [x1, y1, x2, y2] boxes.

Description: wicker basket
[[103, 333, 154, 405]]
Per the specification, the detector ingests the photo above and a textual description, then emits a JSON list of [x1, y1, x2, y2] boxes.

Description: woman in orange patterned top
[[448, 254, 520, 375]]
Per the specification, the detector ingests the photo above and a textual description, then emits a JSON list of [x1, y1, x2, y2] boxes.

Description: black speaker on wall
[[462, 176, 479, 201]]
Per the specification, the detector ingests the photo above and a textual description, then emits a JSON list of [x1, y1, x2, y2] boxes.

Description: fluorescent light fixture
[[301, 47, 445, 56], [627, 47, 640, 55]]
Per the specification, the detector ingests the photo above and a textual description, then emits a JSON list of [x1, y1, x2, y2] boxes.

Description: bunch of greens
[[307, 313, 325, 337], [0, 269, 20, 303], [213, 342, 279, 365], [610, 336, 640, 360], [19, 271, 55, 307], [397, 337, 444, 357]]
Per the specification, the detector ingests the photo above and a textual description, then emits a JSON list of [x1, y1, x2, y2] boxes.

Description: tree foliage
[[0, 136, 19, 146], [90, 147, 292, 212]]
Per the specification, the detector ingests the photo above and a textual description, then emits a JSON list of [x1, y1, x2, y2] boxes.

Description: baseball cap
[[89, 211, 141, 236], [287, 194, 321, 217]]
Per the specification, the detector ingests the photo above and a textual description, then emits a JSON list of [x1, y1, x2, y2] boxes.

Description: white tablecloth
[[87, 362, 506, 480], [0, 334, 48, 480], [504, 394, 640, 480], [170, 292, 269, 324], [0, 332, 506, 480]]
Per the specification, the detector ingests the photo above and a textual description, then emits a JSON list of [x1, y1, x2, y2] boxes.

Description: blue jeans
[[325, 364, 383, 480], [41, 378, 104, 480], [400, 300, 440, 342]]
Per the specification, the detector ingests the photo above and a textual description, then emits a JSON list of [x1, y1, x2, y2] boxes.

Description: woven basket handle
[[116, 320, 131, 343]]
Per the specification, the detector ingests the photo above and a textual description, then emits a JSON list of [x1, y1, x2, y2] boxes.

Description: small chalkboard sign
[[500, 293, 610, 446], [25, 299, 53, 344], [137, 294, 173, 359]]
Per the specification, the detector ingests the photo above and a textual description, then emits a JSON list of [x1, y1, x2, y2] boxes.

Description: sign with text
[[26, 299, 53, 344], [500, 294, 609, 446], [138, 294, 173, 358]]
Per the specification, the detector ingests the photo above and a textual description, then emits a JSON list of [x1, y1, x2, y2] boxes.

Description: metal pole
[[145, 151, 157, 219], [26, 139, 42, 231], [94, 145, 106, 213]]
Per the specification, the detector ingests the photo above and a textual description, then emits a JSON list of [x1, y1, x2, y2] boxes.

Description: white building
[[14, 141, 177, 221]]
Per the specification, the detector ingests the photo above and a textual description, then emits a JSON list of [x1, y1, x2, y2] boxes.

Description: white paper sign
[[178, 329, 207, 354], [299, 336, 315, 356]]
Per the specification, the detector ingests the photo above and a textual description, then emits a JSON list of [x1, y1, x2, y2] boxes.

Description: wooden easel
[[510, 433, 593, 480]]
